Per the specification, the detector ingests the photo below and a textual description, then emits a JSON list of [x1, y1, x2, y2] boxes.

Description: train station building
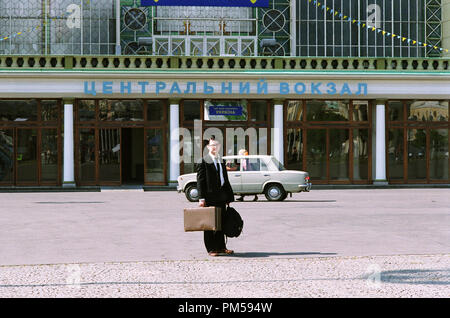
[[0, 0, 449, 188]]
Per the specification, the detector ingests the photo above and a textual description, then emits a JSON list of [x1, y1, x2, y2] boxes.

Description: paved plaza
[[0, 189, 449, 297]]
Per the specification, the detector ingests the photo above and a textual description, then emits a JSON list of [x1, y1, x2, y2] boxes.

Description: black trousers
[[203, 203, 227, 253]]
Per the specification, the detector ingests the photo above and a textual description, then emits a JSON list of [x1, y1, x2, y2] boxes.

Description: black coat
[[197, 157, 234, 207]]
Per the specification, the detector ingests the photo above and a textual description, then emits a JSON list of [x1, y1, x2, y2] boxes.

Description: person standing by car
[[197, 138, 235, 257], [235, 149, 258, 202]]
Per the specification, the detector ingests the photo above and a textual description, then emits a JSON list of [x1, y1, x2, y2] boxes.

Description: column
[[115, 0, 121, 55], [373, 100, 387, 185], [290, 0, 297, 56], [63, 100, 75, 187], [443, 0, 450, 57], [273, 101, 284, 165], [169, 100, 180, 184]]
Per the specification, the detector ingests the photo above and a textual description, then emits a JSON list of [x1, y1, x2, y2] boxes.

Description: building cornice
[[1, 70, 450, 81]]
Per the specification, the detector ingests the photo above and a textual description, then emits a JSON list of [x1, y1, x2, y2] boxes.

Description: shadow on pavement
[[235, 200, 337, 203], [282, 200, 337, 203], [379, 269, 450, 285], [233, 252, 337, 258]]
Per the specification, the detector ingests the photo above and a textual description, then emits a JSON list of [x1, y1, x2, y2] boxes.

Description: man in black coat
[[197, 138, 235, 256]]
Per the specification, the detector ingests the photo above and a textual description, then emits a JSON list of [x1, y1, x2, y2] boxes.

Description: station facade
[[0, 0, 449, 187]]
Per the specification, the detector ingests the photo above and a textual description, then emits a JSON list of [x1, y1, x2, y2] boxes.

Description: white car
[[177, 155, 311, 202]]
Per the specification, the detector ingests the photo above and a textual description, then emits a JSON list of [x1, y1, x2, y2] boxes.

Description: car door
[[240, 158, 271, 193], [224, 158, 242, 192]]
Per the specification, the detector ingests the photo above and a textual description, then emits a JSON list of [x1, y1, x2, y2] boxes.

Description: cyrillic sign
[[83, 80, 368, 97], [209, 105, 243, 116], [141, 0, 269, 7]]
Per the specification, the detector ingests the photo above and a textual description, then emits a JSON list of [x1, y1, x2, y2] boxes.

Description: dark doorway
[[122, 128, 144, 184]]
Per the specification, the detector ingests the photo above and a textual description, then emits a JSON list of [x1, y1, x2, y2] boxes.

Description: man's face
[[207, 142, 220, 156]]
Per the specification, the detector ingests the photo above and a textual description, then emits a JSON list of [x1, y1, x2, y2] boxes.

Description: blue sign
[[141, 0, 269, 7], [83, 80, 369, 97], [209, 106, 243, 116]]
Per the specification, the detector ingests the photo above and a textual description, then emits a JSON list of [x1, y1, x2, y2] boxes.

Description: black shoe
[[253, 195, 258, 201]]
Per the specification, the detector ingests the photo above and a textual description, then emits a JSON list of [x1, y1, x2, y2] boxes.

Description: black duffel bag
[[223, 206, 244, 238]]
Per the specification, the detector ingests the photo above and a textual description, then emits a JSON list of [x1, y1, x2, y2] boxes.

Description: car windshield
[[271, 157, 286, 171]]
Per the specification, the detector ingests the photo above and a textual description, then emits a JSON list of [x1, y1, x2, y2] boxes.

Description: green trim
[[374, 99, 387, 105], [169, 98, 181, 104], [1, 69, 449, 76], [62, 98, 75, 105], [64, 56, 74, 70]]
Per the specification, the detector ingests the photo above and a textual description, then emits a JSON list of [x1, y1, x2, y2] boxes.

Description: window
[[225, 159, 240, 172], [241, 158, 261, 172], [407, 101, 449, 122], [296, 0, 429, 57], [147, 100, 164, 121], [260, 159, 269, 171], [271, 157, 286, 171], [286, 99, 371, 183], [99, 100, 144, 121], [388, 101, 404, 121], [306, 100, 349, 121], [78, 100, 96, 122], [0, 100, 38, 122], [387, 100, 450, 183], [41, 100, 59, 121], [287, 101, 303, 122], [250, 100, 268, 122], [182, 100, 201, 121], [353, 101, 369, 121]]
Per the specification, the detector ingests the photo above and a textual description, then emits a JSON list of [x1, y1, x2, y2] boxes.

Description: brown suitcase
[[184, 207, 222, 232]]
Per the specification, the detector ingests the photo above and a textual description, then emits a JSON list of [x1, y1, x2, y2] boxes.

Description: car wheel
[[185, 184, 199, 202], [264, 183, 286, 201]]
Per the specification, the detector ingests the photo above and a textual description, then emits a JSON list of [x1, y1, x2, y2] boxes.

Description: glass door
[[286, 128, 303, 171], [407, 128, 427, 180], [98, 128, 121, 184], [353, 128, 369, 181], [78, 128, 96, 184], [16, 129, 38, 184], [145, 128, 165, 184], [429, 129, 449, 181], [388, 128, 405, 181], [305, 128, 350, 183], [40, 129, 59, 183], [329, 129, 349, 181], [0, 129, 14, 184], [121, 128, 145, 184], [306, 129, 327, 181], [1, 128, 60, 186]]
